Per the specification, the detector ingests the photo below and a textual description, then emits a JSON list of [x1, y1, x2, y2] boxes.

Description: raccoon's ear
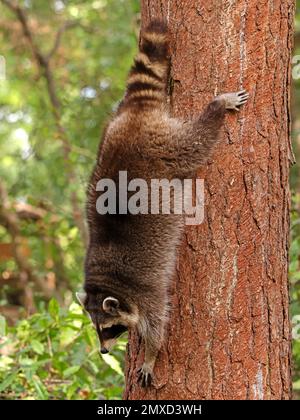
[[103, 296, 119, 314], [76, 291, 87, 307]]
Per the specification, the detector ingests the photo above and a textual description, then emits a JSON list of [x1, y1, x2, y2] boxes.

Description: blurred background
[[0, 0, 299, 400]]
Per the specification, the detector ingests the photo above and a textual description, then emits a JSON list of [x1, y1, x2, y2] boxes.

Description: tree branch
[[0, 181, 55, 312]]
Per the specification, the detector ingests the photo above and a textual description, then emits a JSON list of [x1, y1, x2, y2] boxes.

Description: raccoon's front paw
[[217, 90, 249, 111], [137, 363, 153, 387]]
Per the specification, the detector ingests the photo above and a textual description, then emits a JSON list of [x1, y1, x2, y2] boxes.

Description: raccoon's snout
[[101, 347, 109, 354]]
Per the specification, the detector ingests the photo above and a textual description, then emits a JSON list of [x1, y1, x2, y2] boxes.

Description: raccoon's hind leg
[[216, 90, 249, 111], [155, 89, 249, 177]]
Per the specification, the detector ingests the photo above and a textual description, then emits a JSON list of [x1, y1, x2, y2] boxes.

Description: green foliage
[[0, 300, 126, 400]]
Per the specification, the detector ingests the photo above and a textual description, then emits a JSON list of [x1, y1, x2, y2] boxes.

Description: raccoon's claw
[[137, 365, 152, 387], [216, 90, 249, 111]]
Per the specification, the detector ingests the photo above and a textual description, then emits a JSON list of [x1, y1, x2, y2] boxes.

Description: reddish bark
[[124, 0, 294, 400]]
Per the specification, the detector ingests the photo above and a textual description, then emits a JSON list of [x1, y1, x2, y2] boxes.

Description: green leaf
[[0, 355, 14, 370], [0, 371, 17, 392], [32, 376, 49, 400], [20, 357, 35, 367], [63, 366, 81, 378], [48, 299, 60, 320], [66, 381, 80, 400], [31, 339, 45, 355], [101, 354, 123, 376], [86, 359, 99, 374], [60, 326, 79, 348]]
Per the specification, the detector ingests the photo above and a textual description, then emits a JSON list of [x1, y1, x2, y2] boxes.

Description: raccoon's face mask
[[76, 291, 136, 354]]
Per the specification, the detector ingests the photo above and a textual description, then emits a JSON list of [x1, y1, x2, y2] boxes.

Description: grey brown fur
[[77, 20, 249, 387]]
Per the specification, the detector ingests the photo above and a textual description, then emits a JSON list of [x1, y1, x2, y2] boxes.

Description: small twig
[[44, 379, 72, 385], [46, 20, 80, 62]]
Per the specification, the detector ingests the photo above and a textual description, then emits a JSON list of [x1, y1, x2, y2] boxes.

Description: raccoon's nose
[[101, 347, 109, 354]]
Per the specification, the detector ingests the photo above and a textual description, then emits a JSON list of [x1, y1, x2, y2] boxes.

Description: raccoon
[[76, 20, 249, 387]]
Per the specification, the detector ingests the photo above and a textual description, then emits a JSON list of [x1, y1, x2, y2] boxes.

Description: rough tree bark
[[124, 0, 295, 400]]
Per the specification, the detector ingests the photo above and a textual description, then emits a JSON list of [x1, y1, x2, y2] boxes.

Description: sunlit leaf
[[30, 339, 45, 355], [63, 365, 81, 378], [101, 354, 123, 376], [48, 299, 60, 320]]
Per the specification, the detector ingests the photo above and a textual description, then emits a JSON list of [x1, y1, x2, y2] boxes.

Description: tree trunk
[[124, 0, 295, 400]]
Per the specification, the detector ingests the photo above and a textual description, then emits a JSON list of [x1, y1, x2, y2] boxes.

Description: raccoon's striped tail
[[123, 20, 169, 108]]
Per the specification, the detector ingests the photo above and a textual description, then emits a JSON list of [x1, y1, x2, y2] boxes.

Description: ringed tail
[[124, 20, 169, 107]]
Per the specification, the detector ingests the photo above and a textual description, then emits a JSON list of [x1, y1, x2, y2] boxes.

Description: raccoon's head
[[76, 289, 138, 354]]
